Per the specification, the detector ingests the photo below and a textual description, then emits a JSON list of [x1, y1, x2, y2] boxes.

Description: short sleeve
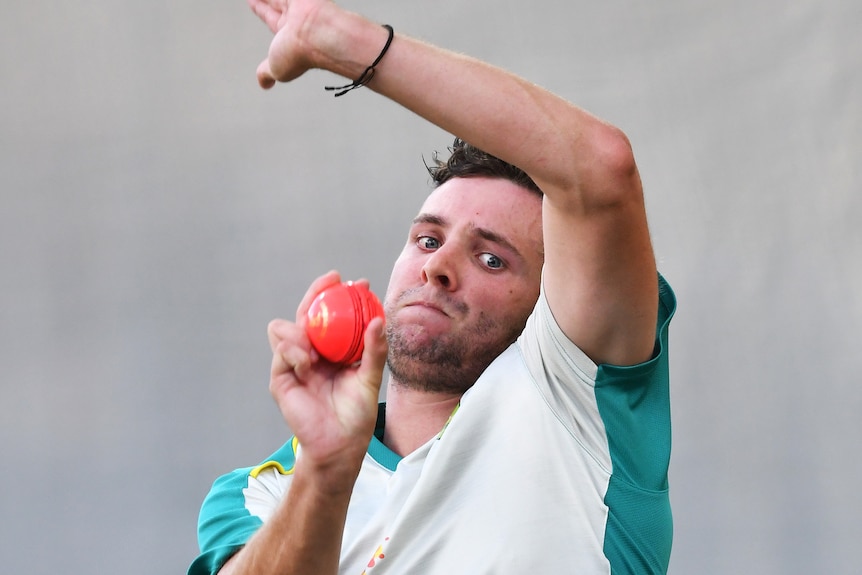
[[188, 439, 299, 575], [188, 467, 262, 575]]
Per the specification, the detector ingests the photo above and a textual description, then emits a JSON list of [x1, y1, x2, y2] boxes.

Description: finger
[[270, 345, 293, 379], [295, 270, 342, 323], [347, 277, 371, 289], [266, 319, 320, 375], [272, 340, 314, 379], [267, 318, 294, 353], [355, 317, 388, 393], [268, 317, 318, 369], [247, 0, 283, 33], [269, 350, 301, 403]]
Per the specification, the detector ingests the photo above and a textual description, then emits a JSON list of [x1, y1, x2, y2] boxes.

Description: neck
[[382, 377, 462, 457]]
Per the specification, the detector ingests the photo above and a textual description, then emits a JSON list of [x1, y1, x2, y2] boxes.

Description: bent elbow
[[536, 122, 642, 213], [577, 124, 642, 210], [596, 125, 637, 177]]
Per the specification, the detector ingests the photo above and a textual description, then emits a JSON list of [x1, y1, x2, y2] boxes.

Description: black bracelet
[[325, 24, 395, 97]]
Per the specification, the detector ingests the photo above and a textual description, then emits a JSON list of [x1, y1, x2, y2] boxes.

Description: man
[[190, 0, 676, 573]]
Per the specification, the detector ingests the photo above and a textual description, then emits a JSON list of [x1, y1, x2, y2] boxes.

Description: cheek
[[384, 251, 417, 303], [486, 285, 539, 325]]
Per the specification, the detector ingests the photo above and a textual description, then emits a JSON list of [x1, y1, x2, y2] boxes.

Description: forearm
[[219, 458, 357, 575], [306, 5, 630, 203]]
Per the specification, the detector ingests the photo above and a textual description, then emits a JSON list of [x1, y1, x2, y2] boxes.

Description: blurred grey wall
[[1, 1, 859, 573]]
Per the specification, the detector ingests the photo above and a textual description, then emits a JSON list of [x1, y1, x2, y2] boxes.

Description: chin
[[386, 319, 443, 347], [386, 354, 474, 395]]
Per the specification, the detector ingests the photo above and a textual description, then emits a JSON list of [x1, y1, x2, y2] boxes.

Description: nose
[[421, 245, 458, 291]]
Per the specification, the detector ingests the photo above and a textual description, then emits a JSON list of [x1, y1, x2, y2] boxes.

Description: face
[[384, 176, 544, 394]]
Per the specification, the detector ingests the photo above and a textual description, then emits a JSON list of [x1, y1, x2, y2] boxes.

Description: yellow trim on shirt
[[249, 436, 299, 478]]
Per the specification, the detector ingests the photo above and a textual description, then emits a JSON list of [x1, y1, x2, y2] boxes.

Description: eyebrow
[[412, 212, 525, 260]]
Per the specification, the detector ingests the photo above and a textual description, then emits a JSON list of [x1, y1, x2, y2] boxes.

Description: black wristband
[[325, 24, 395, 97]]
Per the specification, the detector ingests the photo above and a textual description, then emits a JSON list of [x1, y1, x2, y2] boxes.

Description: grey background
[[1, 1, 859, 573]]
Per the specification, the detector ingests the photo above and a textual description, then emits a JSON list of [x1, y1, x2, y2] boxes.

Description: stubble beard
[[385, 308, 524, 395]]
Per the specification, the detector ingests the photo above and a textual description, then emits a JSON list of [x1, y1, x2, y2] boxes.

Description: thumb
[[356, 317, 388, 394], [256, 58, 276, 89]]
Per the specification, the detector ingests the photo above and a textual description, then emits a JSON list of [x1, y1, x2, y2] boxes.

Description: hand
[[267, 271, 388, 486], [247, 0, 328, 89]]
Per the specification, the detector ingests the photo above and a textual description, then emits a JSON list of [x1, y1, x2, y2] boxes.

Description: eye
[[417, 235, 440, 250], [479, 252, 505, 270]]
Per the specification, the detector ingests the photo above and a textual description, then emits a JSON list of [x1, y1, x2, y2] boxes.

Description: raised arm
[[251, 0, 658, 366]]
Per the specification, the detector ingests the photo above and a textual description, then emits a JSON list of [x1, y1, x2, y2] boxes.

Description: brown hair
[[427, 138, 542, 196]]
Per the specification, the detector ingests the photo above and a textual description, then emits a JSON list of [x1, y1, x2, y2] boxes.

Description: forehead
[[417, 177, 543, 248]]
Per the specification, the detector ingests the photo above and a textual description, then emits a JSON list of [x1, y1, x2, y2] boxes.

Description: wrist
[[306, 5, 393, 83], [293, 451, 364, 497]]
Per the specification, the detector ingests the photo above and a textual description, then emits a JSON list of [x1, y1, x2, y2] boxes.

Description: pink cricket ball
[[305, 282, 385, 365]]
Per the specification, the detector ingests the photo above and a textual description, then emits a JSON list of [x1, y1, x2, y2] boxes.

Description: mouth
[[403, 300, 451, 318], [392, 287, 468, 320]]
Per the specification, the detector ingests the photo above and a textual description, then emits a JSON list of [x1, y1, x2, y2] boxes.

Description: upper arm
[[216, 553, 240, 575], [538, 124, 658, 367]]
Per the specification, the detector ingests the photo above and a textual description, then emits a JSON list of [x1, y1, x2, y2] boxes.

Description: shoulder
[[190, 438, 300, 574]]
